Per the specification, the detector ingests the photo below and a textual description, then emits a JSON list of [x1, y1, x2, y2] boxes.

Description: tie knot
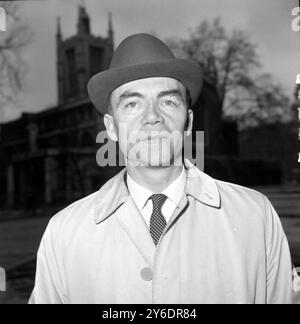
[[150, 193, 168, 210]]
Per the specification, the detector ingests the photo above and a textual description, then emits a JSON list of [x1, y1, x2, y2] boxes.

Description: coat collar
[[94, 158, 221, 224], [183, 158, 221, 208]]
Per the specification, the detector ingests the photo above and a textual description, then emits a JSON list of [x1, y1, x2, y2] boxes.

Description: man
[[29, 33, 300, 304]]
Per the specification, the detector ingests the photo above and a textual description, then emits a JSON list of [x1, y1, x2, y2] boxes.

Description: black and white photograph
[[0, 0, 300, 306]]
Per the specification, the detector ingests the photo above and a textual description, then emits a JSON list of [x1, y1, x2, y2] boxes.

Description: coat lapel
[[115, 196, 156, 267]]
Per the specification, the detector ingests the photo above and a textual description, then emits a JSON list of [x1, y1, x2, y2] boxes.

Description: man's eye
[[162, 99, 177, 107], [125, 102, 137, 109]]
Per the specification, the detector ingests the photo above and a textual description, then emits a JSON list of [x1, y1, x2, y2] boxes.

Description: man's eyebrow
[[115, 89, 186, 107], [117, 91, 144, 106], [158, 89, 185, 101]]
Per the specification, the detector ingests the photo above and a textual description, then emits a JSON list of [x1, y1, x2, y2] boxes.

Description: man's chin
[[146, 161, 171, 168], [143, 153, 177, 167]]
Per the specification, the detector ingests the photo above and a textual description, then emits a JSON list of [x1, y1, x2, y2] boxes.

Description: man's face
[[104, 77, 193, 167]]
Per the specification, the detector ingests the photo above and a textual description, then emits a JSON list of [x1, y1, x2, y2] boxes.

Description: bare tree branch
[[0, 1, 33, 113], [167, 18, 291, 129]]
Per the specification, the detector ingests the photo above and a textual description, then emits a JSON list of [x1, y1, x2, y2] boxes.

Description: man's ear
[[103, 113, 118, 142], [185, 109, 193, 137]]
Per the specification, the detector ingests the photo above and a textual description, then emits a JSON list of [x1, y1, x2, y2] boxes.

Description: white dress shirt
[[126, 167, 187, 228]]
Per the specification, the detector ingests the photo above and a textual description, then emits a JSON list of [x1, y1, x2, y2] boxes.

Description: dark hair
[[107, 98, 113, 115], [185, 88, 192, 110]]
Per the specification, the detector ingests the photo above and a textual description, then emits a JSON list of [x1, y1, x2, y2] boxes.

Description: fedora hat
[[87, 33, 203, 114]]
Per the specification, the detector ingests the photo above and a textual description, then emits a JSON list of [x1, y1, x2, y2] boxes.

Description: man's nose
[[142, 101, 164, 125]]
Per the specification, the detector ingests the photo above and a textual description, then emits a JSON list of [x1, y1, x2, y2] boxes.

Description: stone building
[[0, 6, 115, 209], [0, 5, 224, 211]]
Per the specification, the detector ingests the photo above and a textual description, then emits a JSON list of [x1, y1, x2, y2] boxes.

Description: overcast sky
[[1, 0, 299, 122]]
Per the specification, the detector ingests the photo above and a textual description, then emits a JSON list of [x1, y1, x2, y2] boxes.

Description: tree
[[0, 1, 33, 118], [167, 18, 291, 129], [227, 73, 292, 129]]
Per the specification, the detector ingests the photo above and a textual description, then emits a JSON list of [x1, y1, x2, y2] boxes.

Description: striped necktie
[[149, 194, 168, 246]]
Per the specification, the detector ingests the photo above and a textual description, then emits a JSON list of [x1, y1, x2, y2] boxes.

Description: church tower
[[56, 5, 114, 106]]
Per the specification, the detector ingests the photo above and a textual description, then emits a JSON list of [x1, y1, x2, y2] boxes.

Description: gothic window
[[89, 46, 104, 77], [0, 172, 6, 203], [80, 132, 94, 147], [59, 134, 70, 149], [66, 47, 78, 97]]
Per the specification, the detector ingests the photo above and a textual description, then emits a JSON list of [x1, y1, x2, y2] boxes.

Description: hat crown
[[87, 33, 203, 114], [110, 33, 175, 69]]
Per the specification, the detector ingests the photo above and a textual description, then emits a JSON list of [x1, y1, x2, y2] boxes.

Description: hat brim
[[87, 58, 203, 115]]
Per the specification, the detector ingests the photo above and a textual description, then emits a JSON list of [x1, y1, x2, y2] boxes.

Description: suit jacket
[[29, 159, 300, 304]]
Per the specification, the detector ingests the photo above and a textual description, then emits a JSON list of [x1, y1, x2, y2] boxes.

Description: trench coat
[[29, 159, 300, 304]]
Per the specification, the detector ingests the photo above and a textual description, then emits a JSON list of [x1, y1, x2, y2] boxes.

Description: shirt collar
[[126, 166, 186, 212], [126, 173, 154, 212], [94, 158, 221, 224]]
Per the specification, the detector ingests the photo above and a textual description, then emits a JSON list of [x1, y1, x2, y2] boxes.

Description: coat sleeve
[[28, 219, 67, 304], [264, 196, 300, 304]]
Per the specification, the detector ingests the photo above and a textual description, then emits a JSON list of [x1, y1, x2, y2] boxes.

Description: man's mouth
[[146, 135, 166, 140], [141, 136, 169, 143]]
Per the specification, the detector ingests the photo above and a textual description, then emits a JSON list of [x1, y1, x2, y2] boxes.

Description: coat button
[[141, 267, 153, 281]]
